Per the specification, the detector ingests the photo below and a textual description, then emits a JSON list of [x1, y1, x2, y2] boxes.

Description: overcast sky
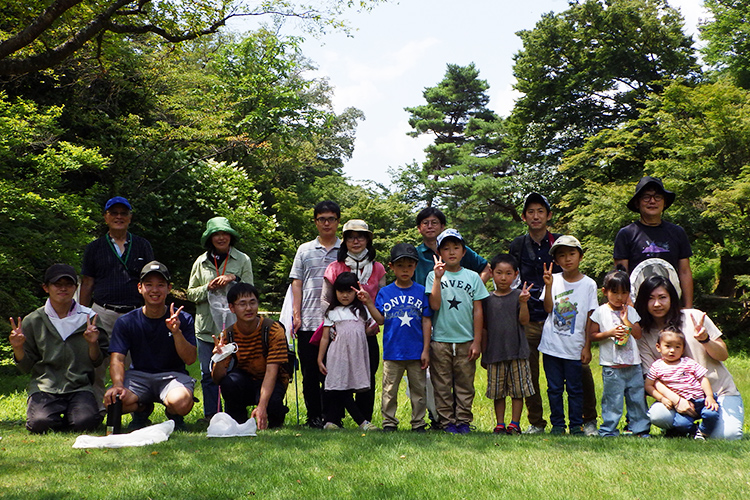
[[229, 0, 709, 186]]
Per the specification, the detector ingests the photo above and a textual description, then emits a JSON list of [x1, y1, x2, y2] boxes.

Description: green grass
[[1, 350, 748, 499]]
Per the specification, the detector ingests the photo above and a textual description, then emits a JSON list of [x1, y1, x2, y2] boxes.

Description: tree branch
[[0, 0, 85, 59]]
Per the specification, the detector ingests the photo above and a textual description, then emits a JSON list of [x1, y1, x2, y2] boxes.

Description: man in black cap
[[614, 176, 693, 307], [509, 193, 599, 435], [9, 264, 107, 433], [104, 261, 197, 431]]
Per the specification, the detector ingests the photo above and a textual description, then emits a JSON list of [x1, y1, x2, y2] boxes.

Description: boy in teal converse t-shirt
[[426, 229, 489, 434]]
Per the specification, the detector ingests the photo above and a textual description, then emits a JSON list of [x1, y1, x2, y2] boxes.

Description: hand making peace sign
[[165, 303, 184, 335], [353, 285, 372, 305], [691, 311, 709, 343], [518, 282, 533, 303], [8, 317, 24, 348], [83, 314, 100, 344], [542, 262, 554, 287], [433, 254, 446, 280]]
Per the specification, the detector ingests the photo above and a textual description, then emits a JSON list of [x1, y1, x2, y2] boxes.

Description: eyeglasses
[[346, 233, 367, 241], [107, 210, 131, 217], [420, 219, 442, 227], [315, 217, 339, 224], [640, 193, 664, 202], [232, 300, 257, 308]]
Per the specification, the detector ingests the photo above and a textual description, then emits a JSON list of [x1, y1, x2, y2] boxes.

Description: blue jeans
[[543, 354, 583, 429], [672, 398, 721, 435], [599, 365, 649, 436], [198, 338, 221, 418]]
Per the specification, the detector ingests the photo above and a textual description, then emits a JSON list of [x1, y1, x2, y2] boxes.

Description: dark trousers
[[297, 330, 324, 422], [543, 354, 584, 429], [26, 391, 102, 434], [198, 338, 221, 417], [219, 369, 288, 427], [327, 390, 367, 426], [355, 335, 379, 421]]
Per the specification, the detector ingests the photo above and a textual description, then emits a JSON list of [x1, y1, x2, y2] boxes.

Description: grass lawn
[[1, 350, 748, 499]]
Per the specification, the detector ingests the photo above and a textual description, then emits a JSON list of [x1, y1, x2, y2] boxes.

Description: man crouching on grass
[[211, 283, 290, 430], [104, 261, 197, 431]]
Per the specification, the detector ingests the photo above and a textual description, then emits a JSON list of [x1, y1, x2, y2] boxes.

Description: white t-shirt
[[590, 304, 641, 366], [539, 274, 598, 361]]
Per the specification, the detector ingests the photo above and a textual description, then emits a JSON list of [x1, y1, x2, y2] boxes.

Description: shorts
[[123, 370, 195, 405], [486, 359, 535, 399]]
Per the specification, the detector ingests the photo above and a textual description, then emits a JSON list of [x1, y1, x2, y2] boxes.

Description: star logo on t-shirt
[[398, 312, 414, 327], [448, 296, 462, 310]]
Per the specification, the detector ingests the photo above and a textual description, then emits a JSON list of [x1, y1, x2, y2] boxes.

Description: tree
[[0, 0, 385, 75], [701, 0, 750, 89], [509, 0, 699, 189]]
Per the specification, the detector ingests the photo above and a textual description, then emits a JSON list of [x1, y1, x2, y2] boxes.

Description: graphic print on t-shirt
[[641, 240, 670, 256], [552, 290, 578, 336]]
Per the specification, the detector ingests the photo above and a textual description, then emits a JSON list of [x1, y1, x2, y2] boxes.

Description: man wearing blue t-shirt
[[105, 261, 197, 431]]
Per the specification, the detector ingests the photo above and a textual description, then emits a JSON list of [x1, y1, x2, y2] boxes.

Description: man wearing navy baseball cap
[[80, 196, 154, 410]]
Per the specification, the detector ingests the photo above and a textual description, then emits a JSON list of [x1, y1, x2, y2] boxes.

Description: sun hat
[[549, 235, 583, 256], [200, 217, 240, 247], [626, 176, 676, 212], [342, 219, 372, 236]]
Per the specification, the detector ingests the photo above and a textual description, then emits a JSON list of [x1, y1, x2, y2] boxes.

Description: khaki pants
[[429, 341, 476, 427], [381, 360, 427, 429]]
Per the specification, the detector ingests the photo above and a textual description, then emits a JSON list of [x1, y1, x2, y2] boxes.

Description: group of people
[[9, 176, 745, 440]]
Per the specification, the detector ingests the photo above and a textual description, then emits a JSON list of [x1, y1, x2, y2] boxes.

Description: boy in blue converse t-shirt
[[360, 243, 432, 432]]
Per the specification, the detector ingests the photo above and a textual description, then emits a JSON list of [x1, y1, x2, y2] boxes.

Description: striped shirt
[[289, 237, 340, 330], [647, 356, 708, 401], [232, 317, 289, 383]]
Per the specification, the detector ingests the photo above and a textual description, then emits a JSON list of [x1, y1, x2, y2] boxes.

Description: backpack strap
[[261, 317, 275, 359]]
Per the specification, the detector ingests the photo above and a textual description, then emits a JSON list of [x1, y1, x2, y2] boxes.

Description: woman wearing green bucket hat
[[187, 217, 254, 422]]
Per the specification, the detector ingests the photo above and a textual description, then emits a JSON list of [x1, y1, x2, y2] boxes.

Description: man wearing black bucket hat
[[614, 176, 693, 307]]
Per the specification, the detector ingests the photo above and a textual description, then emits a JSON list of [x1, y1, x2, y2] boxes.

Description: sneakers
[[411, 426, 427, 433], [382, 425, 397, 433], [359, 420, 380, 431], [524, 424, 546, 434], [694, 429, 706, 441], [506, 423, 522, 435], [550, 426, 566, 435], [307, 417, 325, 429], [323, 422, 341, 430], [165, 411, 187, 432], [493, 423, 507, 434], [127, 403, 154, 431], [456, 423, 471, 434], [444, 423, 459, 434], [570, 425, 585, 436], [582, 420, 598, 436]]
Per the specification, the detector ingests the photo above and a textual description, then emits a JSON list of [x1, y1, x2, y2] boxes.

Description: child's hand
[[580, 346, 592, 364], [542, 262, 554, 287], [619, 308, 632, 327], [705, 396, 719, 412], [354, 286, 372, 304], [433, 255, 446, 280], [317, 359, 327, 376], [518, 282, 532, 303], [613, 324, 627, 340], [420, 349, 429, 370]]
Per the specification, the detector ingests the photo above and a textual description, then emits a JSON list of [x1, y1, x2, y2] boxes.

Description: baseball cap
[[436, 228, 465, 248], [549, 235, 583, 256], [390, 243, 419, 263], [104, 196, 132, 212], [44, 264, 78, 284], [139, 261, 171, 282], [523, 192, 551, 212]]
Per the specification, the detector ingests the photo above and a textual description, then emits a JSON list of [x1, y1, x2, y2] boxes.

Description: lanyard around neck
[[213, 250, 229, 277], [106, 233, 132, 268]]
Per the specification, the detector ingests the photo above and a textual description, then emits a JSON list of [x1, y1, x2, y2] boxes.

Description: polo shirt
[[289, 237, 341, 331]]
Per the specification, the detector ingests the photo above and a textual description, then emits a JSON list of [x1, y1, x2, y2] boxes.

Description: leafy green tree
[[0, 0, 386, 75], [701, 0, 750, 89], [509, 0, 699, 188]]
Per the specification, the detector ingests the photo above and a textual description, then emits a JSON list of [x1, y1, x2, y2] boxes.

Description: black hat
[[523, 192, 551, 212], [627, 176, 676, 212], [139, 261, 171, 282], [390, 243, 419, 263], [44, 264, 78, 284]]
